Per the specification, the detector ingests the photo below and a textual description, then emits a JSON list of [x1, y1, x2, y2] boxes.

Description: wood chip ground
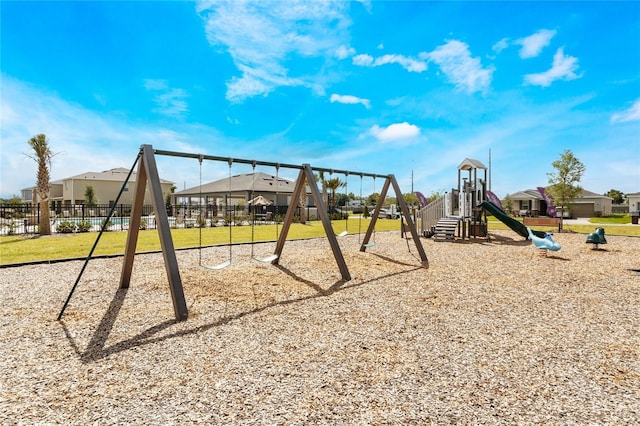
[[1, 230, 639, 424]]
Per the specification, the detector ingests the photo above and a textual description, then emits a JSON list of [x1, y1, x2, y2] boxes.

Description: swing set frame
[[58, 145, 428, 322]]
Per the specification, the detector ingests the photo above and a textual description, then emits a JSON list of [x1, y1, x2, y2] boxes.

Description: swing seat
[[362, 242, 375, 248], [203, 259, 231, 270], [337, 230, 348, 237], [254, 254, 279, 263]]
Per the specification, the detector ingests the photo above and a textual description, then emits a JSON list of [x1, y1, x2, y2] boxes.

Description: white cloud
[[375, 54, 427, 73], [0, 77, 216, 197], [330, 94, 371, 109], [422, 40, 494, 94], [144, 79, 189, 118], [524, 47, 581, 87], [610, 99, 640, 124], [369, 122, 420, 143], [492, 38, 509, 54], [144, 79, 169, 91], [352, 53, 427, 73], [516, 29, 556, 58], [352, 53, 374, 66], [335, 45, 355, 60], [196, 0, 352, 103]]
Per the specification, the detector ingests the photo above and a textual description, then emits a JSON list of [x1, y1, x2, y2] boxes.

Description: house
[[21, 167, 175, 208], [173, 172, 313, 209], [507, 188, 613, 218], [627, 192, 640, 216]]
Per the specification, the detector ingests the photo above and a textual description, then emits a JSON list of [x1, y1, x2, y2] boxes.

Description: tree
[[605, 189, 625, 205], [165, 184, 176, 215], [1, 195, 23, 206], [325, 177, 345, 210], [335, 193, 350, 207], [367, 192, 379, 206], [26, 134, 54, 235], [403, 193, 419, 207], [546, 149, 586, 222], [502, 194, 514, 214], [84, 185, 97, 207]]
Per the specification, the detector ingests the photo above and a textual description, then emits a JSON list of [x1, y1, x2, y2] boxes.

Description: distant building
[[507, 188, 613, 218], [627, 192, 640, 215], [173, 172, 313, 208], [21, 167, 174, 207]]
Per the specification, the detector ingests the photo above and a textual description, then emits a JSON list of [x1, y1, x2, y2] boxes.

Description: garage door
[[571, 203, 593, 218]]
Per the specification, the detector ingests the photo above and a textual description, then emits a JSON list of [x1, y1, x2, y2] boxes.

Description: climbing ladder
[[433, 217, 460, 242]]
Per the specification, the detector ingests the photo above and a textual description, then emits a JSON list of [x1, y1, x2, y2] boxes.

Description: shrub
[[101, 219, 113, 231], [2, 221, 17, 235], [139, 220, 147, 230], [57, 221, 77, 233], [77, 220, 92, 232]]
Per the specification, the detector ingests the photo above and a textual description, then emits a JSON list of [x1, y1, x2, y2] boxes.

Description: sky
[[1, 0, 639, 201]]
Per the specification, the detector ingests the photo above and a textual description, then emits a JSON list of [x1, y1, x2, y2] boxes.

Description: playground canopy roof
[[458, 158, 486, 171]]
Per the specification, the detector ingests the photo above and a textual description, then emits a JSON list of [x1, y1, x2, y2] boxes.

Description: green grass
[[588, 214, 631, 224], [0, 218, 399, 265], [487, 217, 640, 237], [3, 216, 638, 266]]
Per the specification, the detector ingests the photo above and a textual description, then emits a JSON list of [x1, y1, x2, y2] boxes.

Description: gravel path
[[1, 230, 638, 424]]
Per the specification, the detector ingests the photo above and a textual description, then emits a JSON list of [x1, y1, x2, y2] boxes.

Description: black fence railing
[[0, 202, 323, 235]]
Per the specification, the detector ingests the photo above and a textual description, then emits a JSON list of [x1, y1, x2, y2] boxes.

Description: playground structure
[[58, 145, 428, 321], [418, 158, 490, 241], [417, 158, 559, 245]]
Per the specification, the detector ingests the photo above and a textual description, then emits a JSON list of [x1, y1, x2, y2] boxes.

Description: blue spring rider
[[527, 227, 561, 257]]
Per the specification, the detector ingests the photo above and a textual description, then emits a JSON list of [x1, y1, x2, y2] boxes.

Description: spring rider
[[527, 227, 561, 257], [586, 227, 607, 249]]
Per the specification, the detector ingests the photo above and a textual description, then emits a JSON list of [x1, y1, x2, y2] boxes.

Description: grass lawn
[[486, 217, 640, 237], [2, 216, 638, 266], [0, 218, 399, 265], [587, 214, 632, 224]]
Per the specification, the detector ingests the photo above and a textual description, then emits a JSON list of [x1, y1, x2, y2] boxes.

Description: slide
[[480, 201, 546, 239]]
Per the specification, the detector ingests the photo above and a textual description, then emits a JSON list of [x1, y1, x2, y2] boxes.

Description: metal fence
[[0, 202, 317, 235]]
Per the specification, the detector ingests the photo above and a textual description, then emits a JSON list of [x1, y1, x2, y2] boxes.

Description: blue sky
[[2, 0, 639, 200]]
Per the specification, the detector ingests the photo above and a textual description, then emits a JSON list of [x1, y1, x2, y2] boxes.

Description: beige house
[[507, 188, 613, 218], [627, 192, 640, 216], [22, 167, 174, 206]]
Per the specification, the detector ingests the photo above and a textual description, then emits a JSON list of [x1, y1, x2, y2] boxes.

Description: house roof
[[509, 187, 613, 201], [509, 189, 543, 200], [59, 167, 173, 184], [22, 167, 173, 192], [174, 172, 301, 197]]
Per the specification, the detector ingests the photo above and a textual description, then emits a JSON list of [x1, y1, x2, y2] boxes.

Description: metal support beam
[[361, 177, 391, 251], [120, 144, 188, 321], [274, 164, 351, 281], [389, 175, 428, 267]]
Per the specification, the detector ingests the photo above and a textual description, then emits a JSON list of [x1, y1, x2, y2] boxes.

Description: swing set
[[58, 145, 428, 322]]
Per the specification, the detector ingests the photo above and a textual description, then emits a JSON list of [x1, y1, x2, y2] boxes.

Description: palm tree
[[27, 134, 54, 235], [325, 177, 346, 211]]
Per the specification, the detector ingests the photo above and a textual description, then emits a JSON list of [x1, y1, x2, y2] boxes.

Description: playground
[[1, 229, 638, 423]]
